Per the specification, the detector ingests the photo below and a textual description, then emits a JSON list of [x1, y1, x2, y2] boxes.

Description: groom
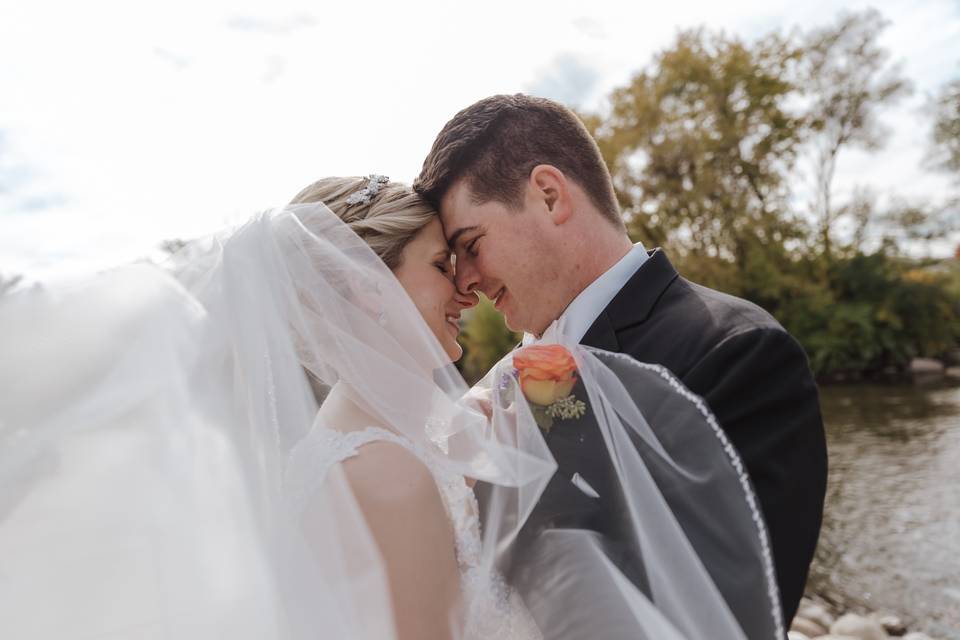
[[414, 94, 827, 628]]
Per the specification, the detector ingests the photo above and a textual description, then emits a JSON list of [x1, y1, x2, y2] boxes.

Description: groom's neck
[[529, 222, 633, 338], [564, 223, 633, 298]]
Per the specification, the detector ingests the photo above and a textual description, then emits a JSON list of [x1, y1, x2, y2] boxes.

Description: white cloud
[[525, 53, 604, 108]]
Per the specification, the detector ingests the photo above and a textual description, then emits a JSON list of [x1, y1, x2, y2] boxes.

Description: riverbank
[[819, 354, 960, 385], [790, 592, 944, 640], [807, 382, 960, 640]]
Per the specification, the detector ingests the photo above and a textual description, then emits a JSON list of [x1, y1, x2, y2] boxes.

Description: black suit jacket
[[485, 248, 826, 636], [566, 248, 825, 626], [484, 249, 827, 637]]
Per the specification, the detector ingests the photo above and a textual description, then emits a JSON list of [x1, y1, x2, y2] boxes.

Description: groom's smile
[[492, 287, 508, 312]]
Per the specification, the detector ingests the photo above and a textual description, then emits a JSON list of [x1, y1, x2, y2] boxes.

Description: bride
[[0, 176, 782, 639], [285, 176, 542, 639]]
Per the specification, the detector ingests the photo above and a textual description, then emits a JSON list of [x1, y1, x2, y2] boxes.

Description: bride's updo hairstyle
[[288, 176, 441, 402], [290, 176, 437, 269]]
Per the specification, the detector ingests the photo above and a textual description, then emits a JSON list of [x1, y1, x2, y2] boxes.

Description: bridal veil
[[0, 203, 782, 639]]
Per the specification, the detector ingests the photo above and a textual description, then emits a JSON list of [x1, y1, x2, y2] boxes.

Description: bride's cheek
[[444, 274, 457, 302]]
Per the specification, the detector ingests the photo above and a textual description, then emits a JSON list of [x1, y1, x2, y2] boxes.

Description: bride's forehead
[[407, 218, 449, 255], [417, 218, 447, 245]]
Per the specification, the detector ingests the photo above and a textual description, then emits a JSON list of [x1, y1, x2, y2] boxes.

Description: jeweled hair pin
[[345, 174, 390, 205]]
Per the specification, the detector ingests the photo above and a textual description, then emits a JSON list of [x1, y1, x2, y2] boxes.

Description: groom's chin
[[502, 314, 523, 334]]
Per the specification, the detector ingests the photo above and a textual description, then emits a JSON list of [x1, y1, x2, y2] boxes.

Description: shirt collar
[[523, 241, 648, 345]]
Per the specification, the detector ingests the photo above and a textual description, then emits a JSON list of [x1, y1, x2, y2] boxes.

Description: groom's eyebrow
[[447, 225, 480, 249]]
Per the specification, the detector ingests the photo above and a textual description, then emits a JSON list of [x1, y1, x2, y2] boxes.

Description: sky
[[1, 0, 958, 284]]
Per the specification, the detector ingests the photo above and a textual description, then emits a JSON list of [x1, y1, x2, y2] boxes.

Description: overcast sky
[[2, 0, 958, 283]]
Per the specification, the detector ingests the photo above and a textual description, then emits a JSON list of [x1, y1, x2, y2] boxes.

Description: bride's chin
[[442, 337, 463, 363], [434, 327, 463, 363], [447, 343, 463, 364]]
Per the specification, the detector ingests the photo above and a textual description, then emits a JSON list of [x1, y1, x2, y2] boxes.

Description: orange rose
[[513, 344, 578, 406]]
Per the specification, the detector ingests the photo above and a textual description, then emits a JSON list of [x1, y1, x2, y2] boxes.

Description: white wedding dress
[[288, 419, 543, 640]]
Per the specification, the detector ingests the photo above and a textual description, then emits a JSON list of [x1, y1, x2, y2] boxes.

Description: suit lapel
[[580, 309, 619, 351], [581, 248, 680, 349]]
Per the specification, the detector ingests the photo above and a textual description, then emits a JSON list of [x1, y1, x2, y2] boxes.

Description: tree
[[583, 29, 806, 282], [456, 297, 521, 385], [930, 78, 960, 178], [800, 9, 911, 261], [874, 198, 959, 259], [573, 11, 959, 378]]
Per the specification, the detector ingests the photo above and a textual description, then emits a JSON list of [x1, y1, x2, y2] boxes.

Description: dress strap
[[341, 426, 421, 457]]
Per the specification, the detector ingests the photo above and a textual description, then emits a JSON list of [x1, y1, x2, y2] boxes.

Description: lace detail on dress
[[283, 424, 396, 517], [283, 422, 541, 640]]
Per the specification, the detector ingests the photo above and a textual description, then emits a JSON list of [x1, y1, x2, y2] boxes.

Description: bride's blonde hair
[[290, 176, 437, 270]]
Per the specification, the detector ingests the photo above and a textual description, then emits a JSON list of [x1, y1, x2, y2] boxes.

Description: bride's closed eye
[[433, 251, 454, 278]]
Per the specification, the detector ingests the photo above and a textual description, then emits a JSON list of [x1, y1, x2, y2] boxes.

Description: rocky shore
[[909, 356, 960, 382], [790, 594, 943, 640]]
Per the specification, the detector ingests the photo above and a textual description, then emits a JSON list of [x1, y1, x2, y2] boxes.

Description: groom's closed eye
[[447, 225, 482, 255], [464, 235, 482, 258], [456, 234, 483, 261]]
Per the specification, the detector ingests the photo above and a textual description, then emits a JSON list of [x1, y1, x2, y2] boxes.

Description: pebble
[[877, 614, 907, 636], [909, 358, 945, 374], [798, 602, 837, 631], [792, 616, 828, 637], [830, 613, 889, 640]]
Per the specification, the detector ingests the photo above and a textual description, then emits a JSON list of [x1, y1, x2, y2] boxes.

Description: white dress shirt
[[523, 242, 649, 345]]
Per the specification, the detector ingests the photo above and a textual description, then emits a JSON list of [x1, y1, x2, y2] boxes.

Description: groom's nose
[[454, 259, 480, 295]]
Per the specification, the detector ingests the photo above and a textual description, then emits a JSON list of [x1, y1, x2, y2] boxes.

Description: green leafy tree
[[781, 249, 959, 377], [874, 198, 959, 259], [799, 9, 911, 261], [574, 11, 958, 378], [930, 78, 960, 178], [456, 297, 521, 385], [584, 28, 806, 279]]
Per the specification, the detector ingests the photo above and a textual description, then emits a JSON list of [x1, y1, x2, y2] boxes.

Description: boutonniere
[[511, 344, 587, 433]]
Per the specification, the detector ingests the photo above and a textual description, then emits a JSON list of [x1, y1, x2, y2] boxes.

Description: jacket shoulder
[[611, 277, 791, 378], [670, 279, 784, 339]]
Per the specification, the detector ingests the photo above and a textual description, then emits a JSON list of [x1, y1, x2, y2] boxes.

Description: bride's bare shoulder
[[339, 442, 462, 637], [341, 440, 445, 512]]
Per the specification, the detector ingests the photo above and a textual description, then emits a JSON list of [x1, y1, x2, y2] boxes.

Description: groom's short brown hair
[[414, 94, 623, 229]]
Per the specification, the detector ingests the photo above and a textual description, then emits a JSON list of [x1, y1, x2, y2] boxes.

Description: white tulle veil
[[0, 201, 782, 639]]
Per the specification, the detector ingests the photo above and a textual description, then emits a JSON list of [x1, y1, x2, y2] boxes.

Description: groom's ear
[[529, 164, 572, 225]]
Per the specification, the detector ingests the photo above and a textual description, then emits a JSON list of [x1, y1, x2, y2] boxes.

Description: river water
[[808, 381, 960, 639]]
